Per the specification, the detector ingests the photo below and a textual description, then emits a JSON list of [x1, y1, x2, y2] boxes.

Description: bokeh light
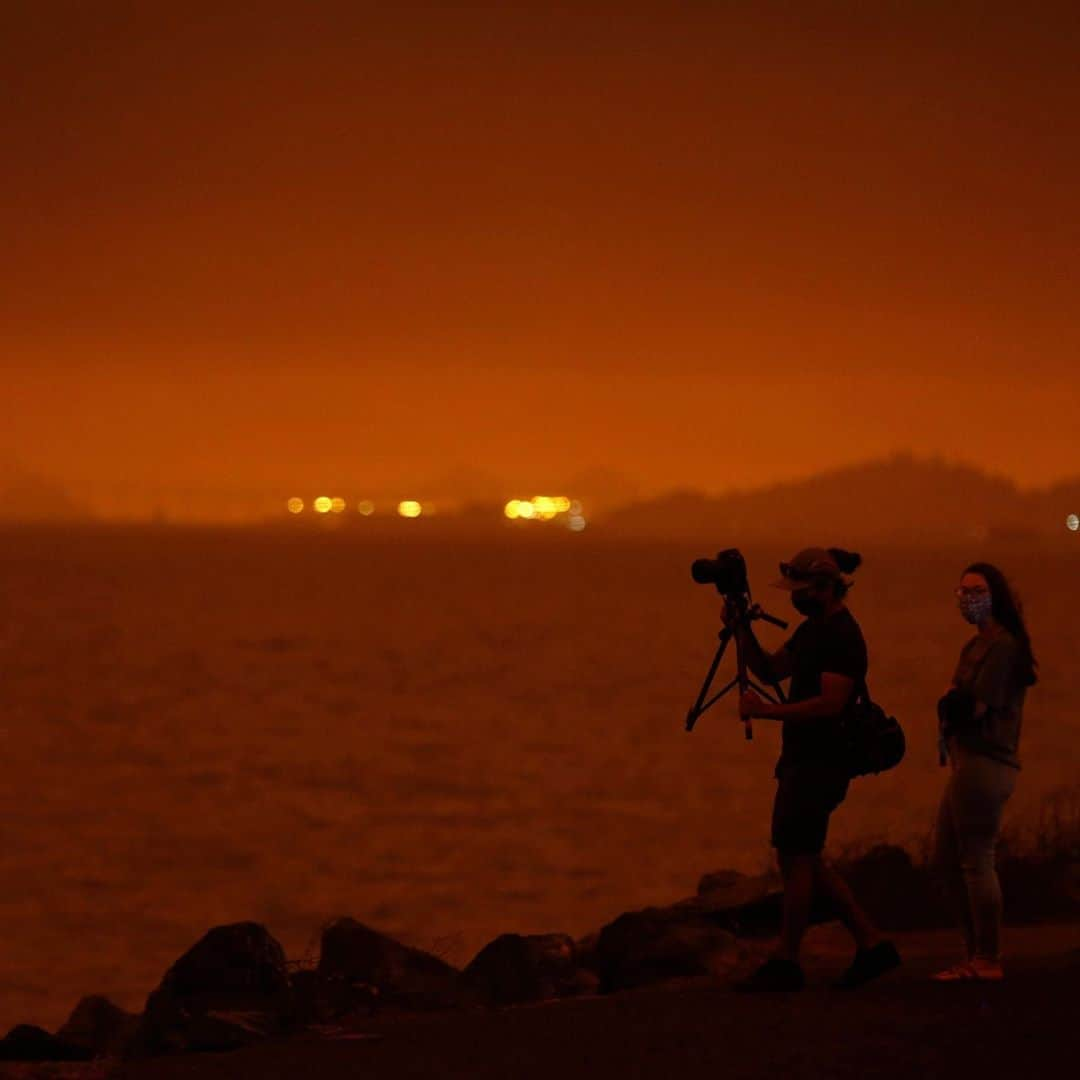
[[398, 500, 423, 518], [330, 497, 346, 513], [286, 497, 304, 514], [569, 515, 586, 532], [313, 496, 332, 514], [357, 500, 375, 516], [504, 495, 576, 524]]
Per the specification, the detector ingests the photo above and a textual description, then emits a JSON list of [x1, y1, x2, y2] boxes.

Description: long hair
[[963, 561, 1038, 687], [826, 547, 861, 599]]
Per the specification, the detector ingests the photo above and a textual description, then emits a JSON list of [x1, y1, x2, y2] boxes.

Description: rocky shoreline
[[2, 842, 1076, 1068]]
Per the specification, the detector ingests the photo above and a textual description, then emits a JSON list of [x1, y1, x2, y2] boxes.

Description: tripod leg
[[685, 629, 733, 731]]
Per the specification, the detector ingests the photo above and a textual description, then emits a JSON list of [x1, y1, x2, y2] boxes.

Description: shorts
[[770, 760, 850, 856]]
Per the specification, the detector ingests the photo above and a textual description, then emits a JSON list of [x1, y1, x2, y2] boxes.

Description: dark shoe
[[832, 940, 901, 990], [733, 956, 805, 993]]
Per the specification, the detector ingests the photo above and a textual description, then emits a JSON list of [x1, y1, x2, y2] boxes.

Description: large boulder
[[591, 906, 740, 992], [0, 1024, 92, 1062], [317, 919, 464, 1010], [835, 844, 942, 929], [461, 933, 587, 1005], [125, 921, 296, 1058], [57, 995, 140, 1058]]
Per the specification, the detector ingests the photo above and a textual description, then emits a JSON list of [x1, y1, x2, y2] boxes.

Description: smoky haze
[[4, 2, 1079, 518]]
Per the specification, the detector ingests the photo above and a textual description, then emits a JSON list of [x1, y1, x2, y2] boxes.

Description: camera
[[690, 548, 749, 597]]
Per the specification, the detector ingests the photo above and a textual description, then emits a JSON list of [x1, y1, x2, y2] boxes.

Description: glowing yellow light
[[287, 497, 304, 514], [314, 496, 332, 514], [504, 500, 521, 520], [357, 500, 375, 516], [554, 497, 571, 512], [330, 497, 346, 513], [398, 500, 423, 518], [517, 501, 536, 519]]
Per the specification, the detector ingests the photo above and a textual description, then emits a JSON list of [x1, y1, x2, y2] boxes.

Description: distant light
[[504, 500, 522, 520], [398, 500, 423, 518], [329, 497, 346, 514], [287, 497, 304, 514], [568, 515, 586, 532], [357, 500, 375, 516], [314, 496, 333, 514], [517, 501, 536, 519], [554, 497, 571, 512], [1068, 513, 1079, 532]]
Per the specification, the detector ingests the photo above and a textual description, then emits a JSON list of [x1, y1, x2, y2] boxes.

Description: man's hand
[[739, 689, 774, 720]]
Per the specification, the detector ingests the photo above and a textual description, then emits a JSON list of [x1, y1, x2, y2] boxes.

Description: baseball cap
[[771, 547, 846, 591]]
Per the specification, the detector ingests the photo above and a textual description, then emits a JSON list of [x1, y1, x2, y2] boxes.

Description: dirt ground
[[96, 923, 1080, 1080]]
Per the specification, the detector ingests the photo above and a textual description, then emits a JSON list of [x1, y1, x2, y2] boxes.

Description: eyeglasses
[[954, 586, 990, 598]]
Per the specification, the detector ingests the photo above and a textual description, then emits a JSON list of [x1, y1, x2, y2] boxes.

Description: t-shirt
[[776, 606, 868, 774], [950, 628, 1025, 769]]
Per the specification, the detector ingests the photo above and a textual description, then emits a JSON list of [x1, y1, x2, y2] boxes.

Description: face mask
[[958, 593, 993, 625], [792, 591, 825, 617]]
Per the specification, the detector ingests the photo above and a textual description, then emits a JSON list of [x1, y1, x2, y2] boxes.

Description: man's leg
[[776, 852, 817, 963], [813, 860, 882, 951]]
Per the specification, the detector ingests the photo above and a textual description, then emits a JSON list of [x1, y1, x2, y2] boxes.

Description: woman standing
[[932, 562, 1037, 981]]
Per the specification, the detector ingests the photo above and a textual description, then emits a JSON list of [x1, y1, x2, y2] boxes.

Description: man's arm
[[735, 624, 793, 684], [743, 672, 854, 723]]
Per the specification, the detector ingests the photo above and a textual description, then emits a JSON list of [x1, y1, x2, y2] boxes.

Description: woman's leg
[[931, 774, 975, 959], [950, 755, 1017, 962]]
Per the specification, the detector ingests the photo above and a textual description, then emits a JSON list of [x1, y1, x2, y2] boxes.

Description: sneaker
[[931, 958, 1003, 982], [733, 956, 805, 993], [832, 940, 901, 990]]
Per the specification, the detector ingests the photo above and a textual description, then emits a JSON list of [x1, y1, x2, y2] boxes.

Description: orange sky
[[4, 3, 1079, 517]]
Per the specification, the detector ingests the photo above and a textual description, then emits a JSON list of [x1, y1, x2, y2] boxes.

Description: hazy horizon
[[5, 4, 1080, 519]]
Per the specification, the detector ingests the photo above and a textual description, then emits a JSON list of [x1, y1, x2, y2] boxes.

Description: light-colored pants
[[931, 743, 1017, 962]]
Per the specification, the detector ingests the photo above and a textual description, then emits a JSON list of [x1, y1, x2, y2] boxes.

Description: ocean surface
[[0, 525, 1076, 1030]]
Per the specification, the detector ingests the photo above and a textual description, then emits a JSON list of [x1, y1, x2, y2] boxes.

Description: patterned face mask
[[958, 592, 993, 625]]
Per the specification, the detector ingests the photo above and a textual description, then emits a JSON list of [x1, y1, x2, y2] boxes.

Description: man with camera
[[724, 547, 901, 992]]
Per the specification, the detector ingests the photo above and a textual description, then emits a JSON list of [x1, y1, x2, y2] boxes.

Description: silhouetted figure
[[727, 547, 900, 991], [932, 562, 1037, 981]]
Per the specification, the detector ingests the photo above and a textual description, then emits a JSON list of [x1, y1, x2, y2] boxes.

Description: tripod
[[685, 598, 789, 739]]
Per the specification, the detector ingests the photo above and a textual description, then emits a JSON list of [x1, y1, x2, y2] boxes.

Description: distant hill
[[0, 462, 92, 521], [601, 454, 1076, 543]]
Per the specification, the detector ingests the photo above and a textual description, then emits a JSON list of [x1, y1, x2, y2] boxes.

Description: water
[[0, 526, 1075, 1030]]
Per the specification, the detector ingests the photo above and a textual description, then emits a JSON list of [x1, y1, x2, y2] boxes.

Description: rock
[[696, 869, 780, 905], [461, 933, 578, 1005], [574, 931, 601, 973], [125, 921, 296, 1058], [317, 919, 462, 1010], [0, 1024, 93, 1062], [57, 995, 140, 1058], [290, 969, 380, 1025], [837, 844, 942, 929], [592, 907, 740, 992]]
